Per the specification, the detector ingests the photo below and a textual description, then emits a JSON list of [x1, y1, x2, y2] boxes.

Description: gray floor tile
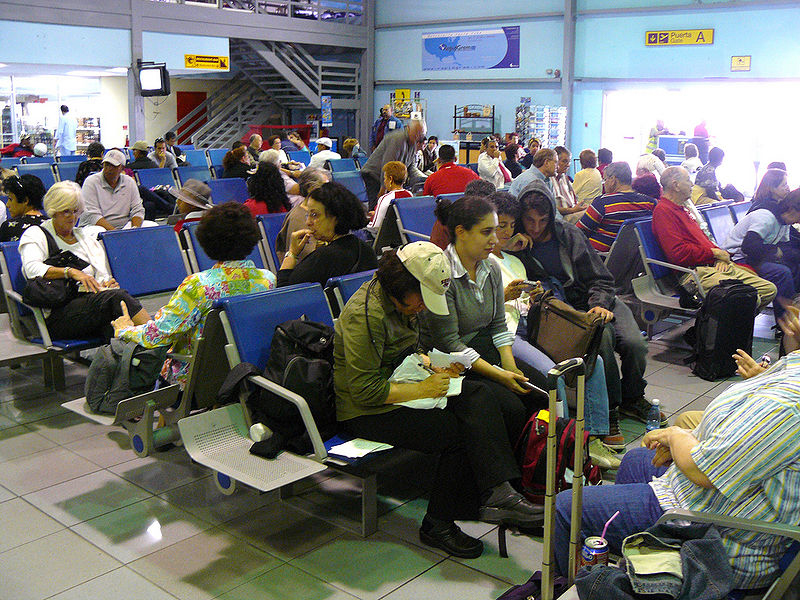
[[0, 446, 101, 495], [48, 566, 181, 600], [218, 563, 362, 600], [382, 558, 511, 600], [0, 497, 65, 553]]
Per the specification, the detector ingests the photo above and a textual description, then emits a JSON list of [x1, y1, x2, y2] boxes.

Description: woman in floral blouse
[[112, 202, 275, 385]]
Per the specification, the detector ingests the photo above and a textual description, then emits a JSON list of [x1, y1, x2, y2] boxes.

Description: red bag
[[515, 410, 601, 505]]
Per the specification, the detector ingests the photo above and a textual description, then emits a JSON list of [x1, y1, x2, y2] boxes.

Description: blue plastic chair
[[467, 163, 479, 174], [16, 164, 56, 190], [326, 158, 359, 173], [218, 283, 333, 368], [176, 144, 195, 152], [331, 171, 368, 204], [182, 221, 265, 272], [100, 226, 189, 296], [56, 154, 86, 163], [206, 148, 228, 168], [1, 157, 23, 168], [182, 150, 209, 168], [287, 150, 311, 166], [729, 201, 752, 224], [394, 196, 437, 243], [324, 269, 375, 317], [436, 193, 464, 203], [135, 168, 176, 189], [256, 213, 286, 272], [700, 205, 736, 246], [23, 156, 55, 165], [206, 178, 249, 204], [210, 165, 226, 179], [176, 166, 212, 186], [55, 163, 81, 183], [0, 241, 103, 352]]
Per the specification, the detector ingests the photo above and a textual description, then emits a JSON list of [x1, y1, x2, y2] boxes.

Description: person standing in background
[[54, 105, 77, 157], [370, 104, 403, 152]]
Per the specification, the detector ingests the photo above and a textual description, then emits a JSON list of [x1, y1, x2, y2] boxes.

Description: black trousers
[[361, 171, 382, 210], [46, 289, 143, 341], [342, 379, 524, 522]]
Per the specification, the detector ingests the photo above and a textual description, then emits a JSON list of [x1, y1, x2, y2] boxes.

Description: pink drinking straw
[[601, 511, 620, 540]]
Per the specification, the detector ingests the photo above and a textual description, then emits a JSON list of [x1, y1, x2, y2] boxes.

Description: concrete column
[[128, 0, 146, 143], [357, 0, 375, 149], [562, 0, 576, 149]]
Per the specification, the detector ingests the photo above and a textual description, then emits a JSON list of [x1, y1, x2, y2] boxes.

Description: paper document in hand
[[429, 349, 472, 370]]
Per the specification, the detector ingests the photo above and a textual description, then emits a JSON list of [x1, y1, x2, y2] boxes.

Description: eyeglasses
[[55, 208, 80, 217]]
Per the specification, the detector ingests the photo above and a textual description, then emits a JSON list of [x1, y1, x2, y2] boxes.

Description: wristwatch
[[64, 267, 70, 279]]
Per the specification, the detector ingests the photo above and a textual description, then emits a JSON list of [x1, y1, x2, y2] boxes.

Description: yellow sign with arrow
[[184, 54, 229, 70]]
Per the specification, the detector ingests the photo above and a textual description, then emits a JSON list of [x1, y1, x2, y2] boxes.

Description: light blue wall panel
[[575, 6, 800, 79], [142, 32, 230, 72], [375, 0, 563, 26], [375, 19, 564, 81], [0, 21, 130, 67], [374, 84, 562, 143]]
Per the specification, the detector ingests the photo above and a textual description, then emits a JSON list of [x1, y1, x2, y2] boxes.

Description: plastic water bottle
[[646, 398, 661, 432]]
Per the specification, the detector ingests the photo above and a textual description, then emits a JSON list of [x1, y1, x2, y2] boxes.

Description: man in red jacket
[[422, 144, 479, 198], [652, 167, 776, 309]]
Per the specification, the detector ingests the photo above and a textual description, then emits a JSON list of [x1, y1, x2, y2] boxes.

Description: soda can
[[580, 536, 609, 567]]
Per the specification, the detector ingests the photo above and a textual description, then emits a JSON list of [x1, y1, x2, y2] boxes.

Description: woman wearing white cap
[[334, 242, 544, 560]]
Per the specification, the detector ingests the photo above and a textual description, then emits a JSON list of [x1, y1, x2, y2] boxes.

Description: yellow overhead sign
[[645, 29, 714, 46], [184, 54, 229, 70], [731, 55, 751, 72]]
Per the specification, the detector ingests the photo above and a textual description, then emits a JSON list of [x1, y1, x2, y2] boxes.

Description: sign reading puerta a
[[422, 26, 520, 71]]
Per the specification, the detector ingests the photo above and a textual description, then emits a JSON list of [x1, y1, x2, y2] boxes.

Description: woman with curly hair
[[244, 161, 292, 216], [278, 181, 377, 288], [113, 202, 276, 385]]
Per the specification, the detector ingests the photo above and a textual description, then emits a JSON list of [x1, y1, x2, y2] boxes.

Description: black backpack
[[85, 339, 169, 414], [691, 279, 757, 381], [217, 318, 337, 457]]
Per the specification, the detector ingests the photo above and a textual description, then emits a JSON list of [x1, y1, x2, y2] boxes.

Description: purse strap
[[37, 226, 61, 260]]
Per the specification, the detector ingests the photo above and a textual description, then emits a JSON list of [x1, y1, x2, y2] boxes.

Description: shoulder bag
[[22, 226, 90, 309]]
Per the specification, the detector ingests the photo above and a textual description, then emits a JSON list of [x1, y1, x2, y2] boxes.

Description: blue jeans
[[514, 318, 610, 435], [598, 298, 648, 408], [756, 261, 796, 321], [554, 447, 666, 576]]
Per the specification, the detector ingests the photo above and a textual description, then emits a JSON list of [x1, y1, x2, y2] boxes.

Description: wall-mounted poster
[[422, 26, 519, 71]]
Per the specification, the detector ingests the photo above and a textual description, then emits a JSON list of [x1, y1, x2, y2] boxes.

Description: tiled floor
[[0, 315, 786, 599]]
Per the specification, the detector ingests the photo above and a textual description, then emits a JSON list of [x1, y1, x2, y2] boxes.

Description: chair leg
[[361, 473, 377, 537], [279, 482, 296, 500], [44, 353, 65, 390]]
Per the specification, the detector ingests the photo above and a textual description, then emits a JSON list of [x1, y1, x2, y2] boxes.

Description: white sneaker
[[588, 438, 622, 470]]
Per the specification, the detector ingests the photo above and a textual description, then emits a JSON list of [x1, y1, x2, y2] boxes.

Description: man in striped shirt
[[576, 161, 656, 252], [553, 309, 800, 589]]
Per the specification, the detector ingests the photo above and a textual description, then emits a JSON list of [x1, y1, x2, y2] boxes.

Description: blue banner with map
[[422, 26, 520, 71]]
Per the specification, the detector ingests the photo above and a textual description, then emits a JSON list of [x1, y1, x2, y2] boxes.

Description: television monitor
[[139, 64, 170, 97]]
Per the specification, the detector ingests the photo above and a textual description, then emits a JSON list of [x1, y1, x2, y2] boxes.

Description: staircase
[[231, 39, 360, 110], [170, 73, 277, 148]]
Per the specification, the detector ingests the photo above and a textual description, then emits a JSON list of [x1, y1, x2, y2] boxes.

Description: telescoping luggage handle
[[542, 357, 585, 600]]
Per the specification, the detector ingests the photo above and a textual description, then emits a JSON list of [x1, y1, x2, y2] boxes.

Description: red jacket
[[423, 162, 479, 197], [0, 143, 33, 158], [652, 197, 716, 267]]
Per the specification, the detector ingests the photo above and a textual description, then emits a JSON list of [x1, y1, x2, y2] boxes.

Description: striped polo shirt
[[576, 190, 656, 252], [650, 351, 800, 589]]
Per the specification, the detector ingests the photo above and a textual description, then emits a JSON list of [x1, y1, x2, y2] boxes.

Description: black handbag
[[22, 227, 90, 309]]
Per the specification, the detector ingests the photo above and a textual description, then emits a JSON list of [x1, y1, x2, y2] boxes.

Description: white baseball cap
[[396, 242, 451, 315], [316, 137, 333, 149], [102, 149, 127, 167]]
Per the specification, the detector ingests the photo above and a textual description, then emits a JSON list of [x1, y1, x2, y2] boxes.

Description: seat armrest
[[658, 508, 800, 542]]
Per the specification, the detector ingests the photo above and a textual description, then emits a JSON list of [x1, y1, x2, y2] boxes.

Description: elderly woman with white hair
[[258, 148, 303, 206], [18, 180, 150, 340]]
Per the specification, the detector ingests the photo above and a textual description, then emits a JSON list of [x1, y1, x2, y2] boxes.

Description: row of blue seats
[[10, 163, 234, 193]]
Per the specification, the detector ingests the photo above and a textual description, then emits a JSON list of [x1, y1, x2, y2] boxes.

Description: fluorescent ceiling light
[[0, 63, 6, 68], [106, 67, 128, 74]]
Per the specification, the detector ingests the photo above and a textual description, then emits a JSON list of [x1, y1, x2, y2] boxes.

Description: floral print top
[[118, 260, 276, 385]]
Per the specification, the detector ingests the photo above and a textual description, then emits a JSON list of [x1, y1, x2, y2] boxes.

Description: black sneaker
[[419, 516, 483, 558], [619, 397, 669, 426]]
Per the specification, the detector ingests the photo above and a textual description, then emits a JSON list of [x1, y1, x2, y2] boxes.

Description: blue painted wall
[[375, 0, 563, 26], [0, 21, 130, 67]]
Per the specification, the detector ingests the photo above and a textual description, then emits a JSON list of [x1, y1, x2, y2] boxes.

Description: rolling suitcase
[[497, 358, 588, 600]]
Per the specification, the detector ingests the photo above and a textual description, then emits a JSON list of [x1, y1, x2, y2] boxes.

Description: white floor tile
[[128, 526, 284, 600], [24, 469, 153, 527], [381, 558, 511, 600], [109, 449, 210, 495], [0, 393, 70, 425], [31, 410, 117, 445], [0, 424, 56, 463], [0, 483, 15, 503], [291, 531, 445, 600], [0, 528, 120, 600], [64, 430, 138, 468], [645, 365, 719, 397], [0, 446, 100, 495], [451, 527, 545, 585], [218, 563, 362, 600], [48, 566, 181, 600], [71, 496, 214, 564], [0, 497, 64, 553]]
